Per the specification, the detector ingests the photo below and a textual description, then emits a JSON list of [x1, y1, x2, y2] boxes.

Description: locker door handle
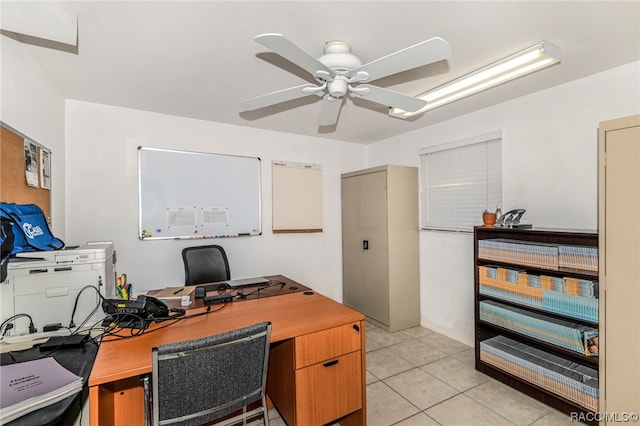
[[323, 359, 339, 368], [363, 240, 369, 250]]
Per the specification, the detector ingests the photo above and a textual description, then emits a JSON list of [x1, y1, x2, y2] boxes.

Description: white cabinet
[[598, 115, 640, 421], [341, 165, 419, 332]]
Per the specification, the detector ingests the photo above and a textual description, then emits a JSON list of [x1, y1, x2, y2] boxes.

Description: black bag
[[0, 217, 14, 282]]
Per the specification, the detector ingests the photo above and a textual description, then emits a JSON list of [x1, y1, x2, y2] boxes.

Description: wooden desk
[[89, 276, 366, 426]]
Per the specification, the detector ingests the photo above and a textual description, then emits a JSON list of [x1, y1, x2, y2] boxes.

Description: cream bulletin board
[[272, 160, 323, 233]]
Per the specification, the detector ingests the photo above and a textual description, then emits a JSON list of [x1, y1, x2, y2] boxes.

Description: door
[[342, 170, 389, 325], [600, 116, 640, 419]]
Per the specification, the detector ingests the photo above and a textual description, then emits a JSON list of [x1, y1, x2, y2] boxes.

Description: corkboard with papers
[[0, 123, 51, 220]]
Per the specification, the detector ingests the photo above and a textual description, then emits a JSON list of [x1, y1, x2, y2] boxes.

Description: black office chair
[[145, 322, 272, 426], [182, 245, 230, 285]]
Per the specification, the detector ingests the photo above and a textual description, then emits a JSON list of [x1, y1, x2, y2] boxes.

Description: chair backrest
[[151, 322, 272, 426], [182, 244, 230, 285]]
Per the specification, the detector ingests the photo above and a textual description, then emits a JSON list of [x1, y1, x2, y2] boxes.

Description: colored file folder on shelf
[[558, 245, 599, 272], [478, 239, 560, 270], [480, 335, 598, 411], [479, 300, 598, 355], [478, 265, 598, 323]]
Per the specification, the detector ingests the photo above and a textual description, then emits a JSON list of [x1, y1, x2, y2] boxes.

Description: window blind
[[419, 132, 502, 231]]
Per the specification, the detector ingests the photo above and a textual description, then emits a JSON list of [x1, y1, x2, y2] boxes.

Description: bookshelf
[[474, 227, 598, 423]]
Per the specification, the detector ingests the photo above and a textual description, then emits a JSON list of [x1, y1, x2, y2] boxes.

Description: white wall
[[368, 61, 640, 345], [65, 101, 368, 300], [0, 36, 67, 236], [6, 29, 639, 345]]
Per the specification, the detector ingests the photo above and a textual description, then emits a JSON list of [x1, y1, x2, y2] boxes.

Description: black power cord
[[69, 285, 104, 329], [98, 302, 226, 341], [0, 313, 37, 337], [236, 280, 286, 299]]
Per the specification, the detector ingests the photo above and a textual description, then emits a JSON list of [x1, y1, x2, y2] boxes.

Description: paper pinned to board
[[24, 140, 39, 188]]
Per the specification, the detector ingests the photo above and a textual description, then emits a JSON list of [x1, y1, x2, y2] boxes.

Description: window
[[419, 131, 502, 232]]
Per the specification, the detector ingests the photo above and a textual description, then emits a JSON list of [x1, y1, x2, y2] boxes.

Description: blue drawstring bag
[[0, 203, 64, 254]]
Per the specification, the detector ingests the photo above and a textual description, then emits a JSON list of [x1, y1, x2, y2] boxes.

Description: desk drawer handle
[[323, 359, 339, 368]]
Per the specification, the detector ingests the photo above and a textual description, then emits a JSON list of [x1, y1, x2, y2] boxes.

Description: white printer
[[0, 242, 116, 337]]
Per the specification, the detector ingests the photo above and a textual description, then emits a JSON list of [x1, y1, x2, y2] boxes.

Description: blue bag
[[0, 203, 64, 254]]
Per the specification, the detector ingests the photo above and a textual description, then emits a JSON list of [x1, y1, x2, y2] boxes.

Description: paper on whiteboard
[[201, 207, 229, 225], [166, 207, 196, 227]]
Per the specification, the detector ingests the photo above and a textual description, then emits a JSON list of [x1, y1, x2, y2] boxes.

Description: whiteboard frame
[[138, 147, 262, 240]]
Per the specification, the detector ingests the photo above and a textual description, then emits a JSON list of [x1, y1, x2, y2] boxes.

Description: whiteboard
[[138, 147, 261, 240]]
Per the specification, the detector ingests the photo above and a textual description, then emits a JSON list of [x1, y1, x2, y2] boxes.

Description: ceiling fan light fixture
[[389, 40, 561, 119], [328, 77, 349, 98]]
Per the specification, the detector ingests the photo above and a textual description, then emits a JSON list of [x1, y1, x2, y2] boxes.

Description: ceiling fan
[[239, 33, 452, 127]]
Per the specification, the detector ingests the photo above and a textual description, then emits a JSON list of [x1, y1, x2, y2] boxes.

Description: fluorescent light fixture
[[389, 40, 560, 119]]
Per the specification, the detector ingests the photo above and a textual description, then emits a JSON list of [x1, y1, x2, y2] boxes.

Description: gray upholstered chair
[[145, 322, 272, 426], [182, 245, 231, 285]]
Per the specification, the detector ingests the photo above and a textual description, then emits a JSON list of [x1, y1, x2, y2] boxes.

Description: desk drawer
[[295, 322, 362, 368], [295, 350, 362, 425]]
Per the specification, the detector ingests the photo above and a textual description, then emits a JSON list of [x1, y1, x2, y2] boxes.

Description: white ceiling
[[3, 1, 640, 144]]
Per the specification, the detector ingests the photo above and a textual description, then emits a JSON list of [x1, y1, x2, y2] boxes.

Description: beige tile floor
[[262, 322, 586, 426]]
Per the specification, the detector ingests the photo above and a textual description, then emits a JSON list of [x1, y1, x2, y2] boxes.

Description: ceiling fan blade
[[352, 84, 427, 112], [354, 37, 451, 83], [239, 84, 319, 111], [255, 33, 333, 78], [318, 95, 343, 126]]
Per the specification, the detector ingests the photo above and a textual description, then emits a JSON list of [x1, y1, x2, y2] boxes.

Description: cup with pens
[[116, 273, 132, 300]]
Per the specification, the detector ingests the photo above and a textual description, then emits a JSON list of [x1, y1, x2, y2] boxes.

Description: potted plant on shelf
[[482, 209, 497, 227]]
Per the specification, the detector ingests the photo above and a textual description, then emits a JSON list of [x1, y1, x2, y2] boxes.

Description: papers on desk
[[0, 357, 83, 424], [153, 286, 197, 300]]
